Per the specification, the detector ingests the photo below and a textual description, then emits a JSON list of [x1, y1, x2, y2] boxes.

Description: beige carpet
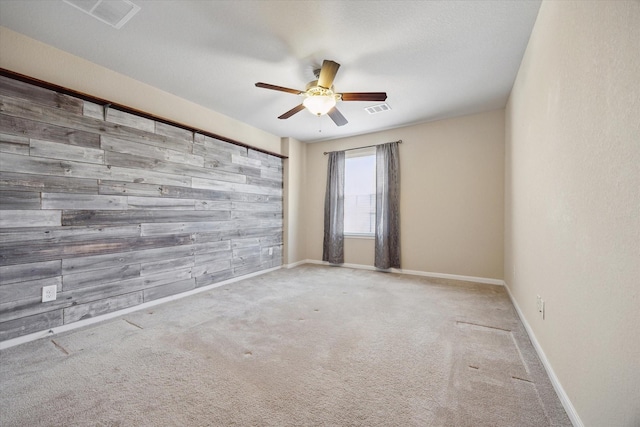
[[0, 265, 571, 426]]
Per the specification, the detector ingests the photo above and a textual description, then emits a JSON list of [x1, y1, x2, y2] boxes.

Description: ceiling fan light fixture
[[303, 95, 337, 116], [303, 85, 339, 116]]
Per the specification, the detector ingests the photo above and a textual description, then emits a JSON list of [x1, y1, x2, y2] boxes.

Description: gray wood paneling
[[141, 267, 192, 288], [233, 262, 268, 277], [140, 256, 194, 276], [195, 269, 234, 287], [42, 193, 128, 210], [154, 122, 193, 141], [105, 151, 244, 184], [0, 75, 83, 114], [63, 292, 143, 323], [0, 234, 193, 266], [0, 172, 98, 194], [0, 152, 192, 187], [1, 152, 110, 178], [0, 260, 61, 285], [62, 245, 197, 274], [247, 175, 283, 189], [231, 210, 282, 220], [0, 276, 62, 304], [0, 310, 63, 341], [98, 180, 163, 197], [127, 196, 196, 210], [191, 259, 230, 277], [160, 184, 272, 202], [0, 210, 61, 228], [193, 226, 281, 244], [0, 75, 282, 341], [0, 114, 100, 149], [196, 134, 246, 156], [62, 264, 142, 291], [190, 239, 231, 254], [0, 132, 29, 154], [194, 249, 231, 265], [249, 149, 282, 168], [231, 237, 261, 249], [143, 278, 196, 302], [0, 225, 140, 244], [62, 210, 230, 226], [82, 101, 103, 120], [101, 135, 203, 167], [195, 200, 231, 211], [140, 221, 231, 237], [192, 177, 282, 196], [0, 190, 41, 210], [232, 201, 282, 212], [0, 294, 72, 323], [105, 108, 155, 133], [0, 95, 192, 153], [30, 139, 104, 164], [231, 154, 261, 168], [197, 148, 266, 180]]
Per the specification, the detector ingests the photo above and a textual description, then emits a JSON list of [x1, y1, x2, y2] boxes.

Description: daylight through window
[[344, 149, 376, 236]]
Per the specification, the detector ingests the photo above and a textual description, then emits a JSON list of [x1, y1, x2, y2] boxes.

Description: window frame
[[343, 147, 376, 239]]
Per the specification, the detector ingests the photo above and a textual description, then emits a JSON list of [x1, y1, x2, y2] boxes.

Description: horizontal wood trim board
[[0, 68, 286, 159]]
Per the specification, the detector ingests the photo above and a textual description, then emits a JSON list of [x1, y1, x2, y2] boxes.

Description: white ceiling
[[0, 0, 540, 143]]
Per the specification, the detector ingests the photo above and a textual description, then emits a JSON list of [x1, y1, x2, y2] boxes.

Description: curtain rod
[[323, 139, 402, 155]]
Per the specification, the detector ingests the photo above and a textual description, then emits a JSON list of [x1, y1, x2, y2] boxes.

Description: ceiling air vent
[[364, 103, 391, 115], [63, 0, 141, 29]]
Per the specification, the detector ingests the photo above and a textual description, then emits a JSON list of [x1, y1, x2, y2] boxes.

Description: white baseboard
[[302, 259, 505, 286], [283, 259, 308, 269], [0, 266, 281, 350], [503, 282, 583, 427]]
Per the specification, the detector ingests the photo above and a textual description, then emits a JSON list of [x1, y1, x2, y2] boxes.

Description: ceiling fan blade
[[255, 82, 303, 95], [328, 107, 348, 127], [278, 104, 306, 119], [340, 92, 388, 102], [317, 60, 340, 89]]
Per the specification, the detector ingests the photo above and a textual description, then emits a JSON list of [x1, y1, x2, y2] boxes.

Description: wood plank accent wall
[[0, 75, 283, 341]]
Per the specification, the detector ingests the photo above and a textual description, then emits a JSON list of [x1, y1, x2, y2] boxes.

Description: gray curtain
[[375, 142, 400, 269], [323, 151, 345, 264]]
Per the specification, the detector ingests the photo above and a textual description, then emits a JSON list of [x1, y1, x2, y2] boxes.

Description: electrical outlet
[[42, 285, 57, 302], [268, 247, 273, 256]]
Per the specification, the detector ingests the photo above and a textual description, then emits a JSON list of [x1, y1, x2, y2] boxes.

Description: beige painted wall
[[0, 27, 282, 155], [304, 110, 505, 279], [505, 1, 640, 426], [282, 137, 307, 265]]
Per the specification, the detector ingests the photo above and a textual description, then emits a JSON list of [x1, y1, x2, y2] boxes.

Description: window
[[344, 148, 376, 236]]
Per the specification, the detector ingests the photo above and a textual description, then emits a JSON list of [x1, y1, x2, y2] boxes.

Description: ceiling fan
[[255, 60, 387, 127]]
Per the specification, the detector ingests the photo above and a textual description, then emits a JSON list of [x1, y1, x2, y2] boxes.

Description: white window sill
[[344, 234, 374, 240]]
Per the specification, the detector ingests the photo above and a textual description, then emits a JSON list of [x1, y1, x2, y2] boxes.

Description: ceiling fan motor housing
[[305, 81, 341, 99]]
